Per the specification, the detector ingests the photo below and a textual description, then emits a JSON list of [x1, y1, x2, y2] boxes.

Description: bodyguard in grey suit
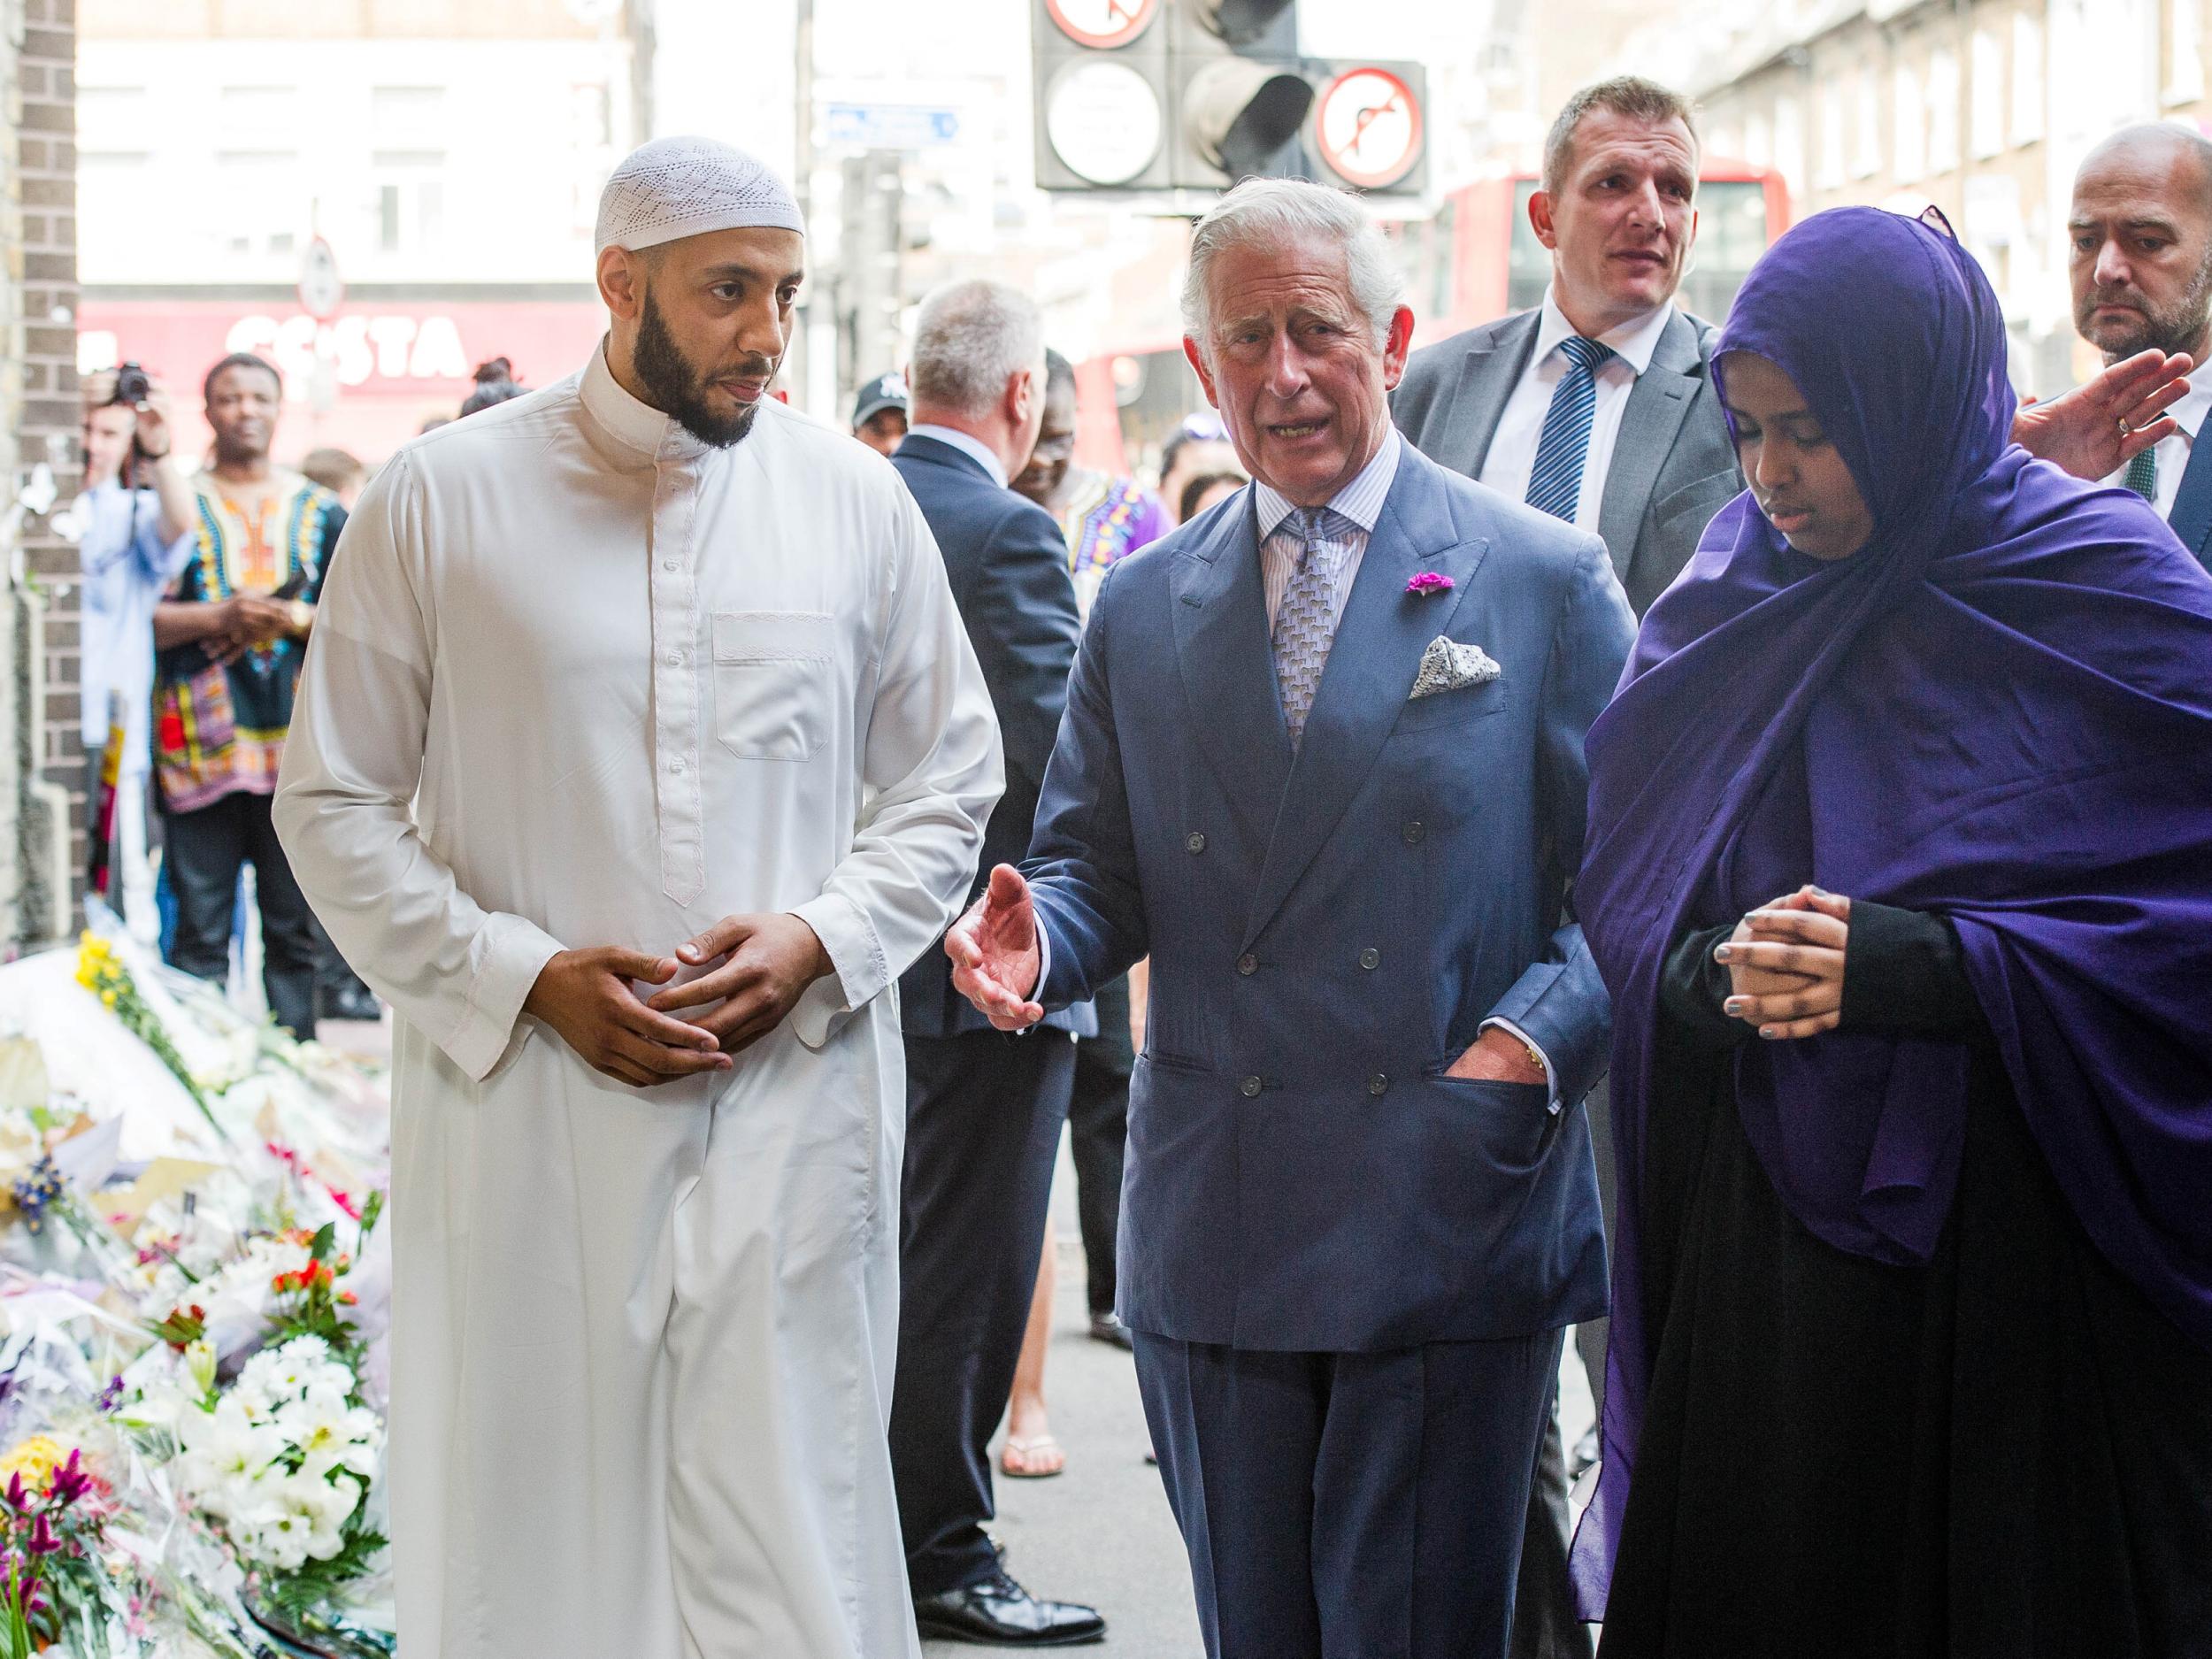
[[946, 179, 1633, 1659], [1393, 76, 1736, 1659]]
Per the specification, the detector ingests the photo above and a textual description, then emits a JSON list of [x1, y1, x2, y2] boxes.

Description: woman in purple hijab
[[1572, 205, 2212, 1655]]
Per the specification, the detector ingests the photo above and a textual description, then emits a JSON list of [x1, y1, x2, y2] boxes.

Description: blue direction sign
[[825, 104, 962, 149]]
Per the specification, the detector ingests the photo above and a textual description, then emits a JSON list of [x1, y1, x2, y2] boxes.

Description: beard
[[632, 288, 773, 448], [2078, 252, 2212, 361]]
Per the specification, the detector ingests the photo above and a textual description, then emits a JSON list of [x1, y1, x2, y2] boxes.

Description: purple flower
[[26, 1512, 57, 1556], [48, 1450, 88, 1508], [1404, 571, 1454, 595], [3, 1474, 24, 1514]]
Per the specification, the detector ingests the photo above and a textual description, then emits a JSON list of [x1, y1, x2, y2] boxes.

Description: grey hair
[[1180, 176, 1406, 355], [910, 279, 1045, 419], [1542, 76, 1700, 196]]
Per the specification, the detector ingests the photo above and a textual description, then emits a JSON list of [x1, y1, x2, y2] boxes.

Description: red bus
[[1394, 157, 1793, 349]]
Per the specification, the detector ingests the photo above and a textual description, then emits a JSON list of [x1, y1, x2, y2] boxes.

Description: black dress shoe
[[1087, 1311, 1134, 1351], [320, 983, 382, 1023], [914, 1571, 1105, 1647]]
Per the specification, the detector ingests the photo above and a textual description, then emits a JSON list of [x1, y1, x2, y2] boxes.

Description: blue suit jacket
[[1022, 441, 1633, 1350], [892, 433, 1094, 1039]]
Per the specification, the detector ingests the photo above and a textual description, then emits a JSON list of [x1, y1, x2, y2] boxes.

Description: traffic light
[[1031, 1, 1425, 200], [1168, 0, 1310, 188]]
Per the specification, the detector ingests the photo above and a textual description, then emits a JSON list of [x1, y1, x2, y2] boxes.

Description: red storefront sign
[[78, 297, 609, 467]]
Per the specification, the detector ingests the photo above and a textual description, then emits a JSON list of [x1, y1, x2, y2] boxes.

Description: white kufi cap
[[594, 135, 805, 254]]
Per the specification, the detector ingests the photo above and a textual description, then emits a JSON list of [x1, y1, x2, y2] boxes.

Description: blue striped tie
[[1525, 335, 1615, 522]]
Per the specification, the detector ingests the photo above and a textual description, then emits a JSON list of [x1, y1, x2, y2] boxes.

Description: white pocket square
[[1409, 635, 1502, 700]]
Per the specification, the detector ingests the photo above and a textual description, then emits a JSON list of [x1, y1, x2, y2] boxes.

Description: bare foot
[[1000, 1429, 1064, 1479]]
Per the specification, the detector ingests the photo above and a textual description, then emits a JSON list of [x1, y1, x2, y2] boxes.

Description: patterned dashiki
[[153, 469, 345, 812], [1055, 469, 1170, 614]]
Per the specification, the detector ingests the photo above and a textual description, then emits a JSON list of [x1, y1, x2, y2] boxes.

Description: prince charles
[[948, 177, 1634, 1659]]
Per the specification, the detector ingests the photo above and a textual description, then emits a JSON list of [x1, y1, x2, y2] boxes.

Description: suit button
[[1236, 953, 1258, 975], [1239, 1075, 1263, 1098], [1359, 948, 1379, 970], [1401, 819, 1425, 845], [1368, 1072, 1389, 1096], [1187, 832, 1207, 854]]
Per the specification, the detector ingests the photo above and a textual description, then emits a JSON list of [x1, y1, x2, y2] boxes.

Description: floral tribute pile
[[0, 924, 395, 1656]]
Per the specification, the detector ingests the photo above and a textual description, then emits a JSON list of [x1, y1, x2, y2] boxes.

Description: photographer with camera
[[77, 364, 196, 944], [150, 351, 350, 1038]]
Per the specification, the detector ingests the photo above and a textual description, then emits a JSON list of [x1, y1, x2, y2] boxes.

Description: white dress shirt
[[274, 343, 998, 1659], [906, 420, 1008, 488], [2099, 356, 2212, 519], [1252, 426, 1402, 626], [1479, 290, 1676, 530]]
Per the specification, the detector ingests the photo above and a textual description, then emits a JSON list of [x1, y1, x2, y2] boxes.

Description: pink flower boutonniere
[[1405, 571, 1455, 596]]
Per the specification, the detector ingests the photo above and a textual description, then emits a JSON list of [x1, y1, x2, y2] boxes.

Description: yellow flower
[[0, 1435, 68, 1489], [100, 989, 118, 1009]]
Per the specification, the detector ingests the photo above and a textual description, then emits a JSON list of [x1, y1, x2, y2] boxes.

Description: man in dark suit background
[[1394, 77, 1740, 619], [887, 278, 1107, 1648], [1394, 78, 1737, 1659]]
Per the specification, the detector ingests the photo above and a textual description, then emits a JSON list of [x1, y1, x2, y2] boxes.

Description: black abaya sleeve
[[1839, 900, 1989, 1041], [1658, 924, 1751, 1048]]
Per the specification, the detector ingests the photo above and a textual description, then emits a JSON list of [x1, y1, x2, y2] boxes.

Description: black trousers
[[162, 790, 319, 1041], [890, 1028, 1077, 1597]]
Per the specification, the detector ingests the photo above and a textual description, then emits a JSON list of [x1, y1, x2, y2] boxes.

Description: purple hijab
[[1569, 206, 2212, 1614]]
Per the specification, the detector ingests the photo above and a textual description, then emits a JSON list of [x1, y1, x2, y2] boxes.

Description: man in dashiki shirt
[[150, 351, 345, 1039]]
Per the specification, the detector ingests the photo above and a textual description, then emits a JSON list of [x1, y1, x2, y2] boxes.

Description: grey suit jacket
[[1393, 305, 1741, 616]]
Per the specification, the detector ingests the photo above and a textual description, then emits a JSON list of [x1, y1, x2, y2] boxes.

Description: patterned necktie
[[1525, 335, 1616, 522], [1272, 506, 1352, 749], [2124, 444, 2159, 502]]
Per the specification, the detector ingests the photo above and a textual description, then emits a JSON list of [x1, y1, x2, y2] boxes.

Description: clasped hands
[[524, 912, 831, 1087], [1714, 886, 1852, 1040], [945, 864, 1546, 1085]]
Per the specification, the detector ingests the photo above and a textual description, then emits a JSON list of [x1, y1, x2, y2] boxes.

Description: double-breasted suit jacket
[[1021, 440, 1636, 1353]]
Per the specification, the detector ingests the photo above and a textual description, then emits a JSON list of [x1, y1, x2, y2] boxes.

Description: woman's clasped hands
[[1715, 885, 1852, 1040]]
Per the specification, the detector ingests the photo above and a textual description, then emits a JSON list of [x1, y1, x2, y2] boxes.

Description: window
[[1894, 64, 1926, 181], [2170, 0, 2205, 104], [373, 85, 446, 143], [1927, 48, 1960, 173], [1854, 65, 1882, 179], [2012, 12, 2045, 144], [1970, 28, 2004, 159], [1745, 110, 1772, 169], [1818, 82, 1845, 188], [376, 152, 447, 254], [1773, 94, 1805, 195]]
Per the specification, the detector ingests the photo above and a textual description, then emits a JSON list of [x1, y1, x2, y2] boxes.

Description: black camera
[[111, 361, 150, 407]]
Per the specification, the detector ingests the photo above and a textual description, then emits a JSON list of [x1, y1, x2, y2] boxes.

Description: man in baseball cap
[[853, 371, 910, 456]]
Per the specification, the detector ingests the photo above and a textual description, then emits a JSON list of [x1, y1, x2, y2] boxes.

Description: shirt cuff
[[1032, 923, 1052, 1001], [1479, 1017, 1562, 1114], [443, 911, 565, 1084], [787, 892, 886, 1048]]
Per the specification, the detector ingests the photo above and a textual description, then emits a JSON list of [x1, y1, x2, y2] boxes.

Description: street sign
[[1314, 65, 1423, 190], [824, 104, 961, 150], [297, 236, 343, 321], [1045, 60, 1164, 185], [1045, 0, 1159, 50]]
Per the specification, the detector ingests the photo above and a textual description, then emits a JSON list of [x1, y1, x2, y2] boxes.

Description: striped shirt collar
[[1253, 426, 1402, 541]]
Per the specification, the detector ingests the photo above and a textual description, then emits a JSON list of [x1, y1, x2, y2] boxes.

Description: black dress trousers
[[890, 1027, 1078, 1598]]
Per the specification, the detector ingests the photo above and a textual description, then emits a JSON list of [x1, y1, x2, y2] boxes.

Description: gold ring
[[2119, 418, 2134, 436]]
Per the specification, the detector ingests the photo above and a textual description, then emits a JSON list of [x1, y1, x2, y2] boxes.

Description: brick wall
[[17, 0, 79, 938]]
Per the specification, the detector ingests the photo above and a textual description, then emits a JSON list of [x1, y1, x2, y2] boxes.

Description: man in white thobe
[[273, 137, 1000, 1659]]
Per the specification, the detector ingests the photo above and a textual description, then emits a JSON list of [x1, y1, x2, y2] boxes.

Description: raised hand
[[945, 864, 1045, 1032], [524, 947, 732, 1087], [644, 911, 832, 1055], [1715, 885, 1851, 1040], [2011, 348, 2193, 480]]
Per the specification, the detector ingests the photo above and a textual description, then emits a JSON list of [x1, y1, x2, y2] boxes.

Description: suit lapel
[[2166, 428, 2212, 565], [1240, 450, 1486, 951], [1596, 311, 1701, 583], [1171, 493, 1295, 846], [1442, 311, 1541, 480]]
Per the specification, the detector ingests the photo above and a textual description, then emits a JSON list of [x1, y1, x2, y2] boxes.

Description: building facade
[[76, 0, 645, 465], [1634, 0, 2204, 393]]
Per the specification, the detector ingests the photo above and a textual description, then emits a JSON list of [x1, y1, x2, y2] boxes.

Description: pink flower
[[1405, 571, 1454, 595]]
